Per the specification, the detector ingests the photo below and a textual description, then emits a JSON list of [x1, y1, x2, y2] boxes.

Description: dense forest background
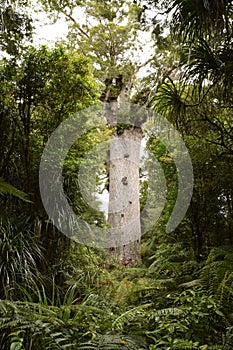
[[0, 0, 233, 349]]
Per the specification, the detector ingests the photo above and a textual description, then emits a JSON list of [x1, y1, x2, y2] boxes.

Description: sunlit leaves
[[0, 4, 32, 55]]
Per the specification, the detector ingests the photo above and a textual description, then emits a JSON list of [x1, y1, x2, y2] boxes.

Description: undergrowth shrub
[[0, 220, 44, 300]]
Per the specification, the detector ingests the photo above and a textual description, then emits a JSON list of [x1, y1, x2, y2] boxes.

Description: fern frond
[[112, 304, 151, 331], [199, 247, 233, 311], [77, 334, 148, 350], [148, 307, 183, 320]]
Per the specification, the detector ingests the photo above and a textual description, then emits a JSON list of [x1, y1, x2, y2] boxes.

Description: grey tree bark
[[108, 125, 142, 265], [103, 91, 142, 265]]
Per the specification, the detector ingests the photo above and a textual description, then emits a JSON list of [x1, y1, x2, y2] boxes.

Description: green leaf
[[0, 178, 32, 202], [10, 342, 24, 350]]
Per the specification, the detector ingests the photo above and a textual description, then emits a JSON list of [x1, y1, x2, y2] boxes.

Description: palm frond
[[182, 39, 233, 96], [155, 79, 186, 126], [168, 0, 230, 39]]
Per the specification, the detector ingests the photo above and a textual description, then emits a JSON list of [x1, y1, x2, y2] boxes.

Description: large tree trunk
[[102, 76, 142, 266], [107, 119, 142, 265]]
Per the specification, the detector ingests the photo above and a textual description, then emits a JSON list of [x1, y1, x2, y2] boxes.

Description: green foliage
[[40, 0, 144, 103], [199, 247, 233, 313], [0, 221, 44, 299], [0, 44, 99, 220], [0, 0, 232, 349], [0, 283, 148, 349], [0, 237, 233, 349], [63, 126, 111, 226], [77, 334, 148, 349], [0, 178, 31, 202], [148, 242, 198, 280], [0, 4, 32, 56], [163, 0, 231, 40], [148, 0, 233, 261]]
